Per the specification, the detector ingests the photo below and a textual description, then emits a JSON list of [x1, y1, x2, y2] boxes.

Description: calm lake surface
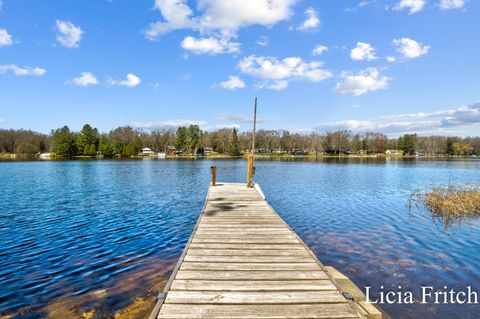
[[1, 158, 480, 318]]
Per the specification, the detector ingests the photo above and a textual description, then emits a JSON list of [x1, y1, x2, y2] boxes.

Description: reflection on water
[[1, 158, 480, 318]]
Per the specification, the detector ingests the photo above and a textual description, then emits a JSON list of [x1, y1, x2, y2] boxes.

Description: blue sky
[[0, 0, 479, 136]]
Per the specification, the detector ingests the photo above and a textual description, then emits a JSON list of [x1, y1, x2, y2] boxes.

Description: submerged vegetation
[[2, 124, 480, 158], [411, 185, 480, 226]]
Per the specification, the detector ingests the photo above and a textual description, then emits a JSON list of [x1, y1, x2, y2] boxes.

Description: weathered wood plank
[[180, 262, 321, 271], [201, 217, 280, 221], [197, 225, 287, 229], [186, 249, 308, 256], [188, 243, 306, 250], [192, 238, 298, 244], [158, 304, 360, 319], [175, 270, 329, 280], [193, 234, 296, 239], [183, 255, 314, 263], [165, 291, 347, 304], [200, 221, 284, 225], [194, 230, 292, 235], [170, 280, 337, 291]]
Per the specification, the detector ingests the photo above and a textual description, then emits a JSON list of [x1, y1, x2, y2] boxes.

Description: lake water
[[1, 158, 480, 318]]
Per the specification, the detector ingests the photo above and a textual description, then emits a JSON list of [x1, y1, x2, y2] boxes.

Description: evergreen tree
[[77, 124, 99, 155], [52, 126, 77, 158], [89, 144, 96, 155], [99, 136, 114, 157], [399, 134, 417, 155], [175, 126, 188, 152], [228, 128, 241, 156], [39, 140, 46, 152], [83, 144, 90, 155], [186, 125, 201, 153], [446, 137, 455, 156]]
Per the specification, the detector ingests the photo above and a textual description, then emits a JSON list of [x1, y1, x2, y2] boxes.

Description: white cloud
[[218, 76, 246, 90], [108, 73, 141, 88], [393, 37, 430, 59], [72, 72, 98, 86], [56, 20, 83, 48], [145, 0, 296, 39], [297, 7, 320, 32], [0, 64, 46, 76], [315, 101, 480, 135], [312, 44, 328, 56], [131, 119, 208, 129], [215, 114, 264, 123], [238, 55, 332, 90], [336, 68, 391, 96], [197, 0, 296, 34], [386, 56, 397, 63], [181, 36, 240, 55], [259, 80, 289, 91], [345, 0, 377, 11], [0, 29, 13, 47], [439, 0, 465, 9], [394, 0, 427, 14], [145, 0, 196, 40], [350, 42, 377, 61], [256, 36, 269, 47]]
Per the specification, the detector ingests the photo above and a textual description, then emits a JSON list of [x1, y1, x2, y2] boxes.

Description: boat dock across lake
[[150, 182, 383, 319]]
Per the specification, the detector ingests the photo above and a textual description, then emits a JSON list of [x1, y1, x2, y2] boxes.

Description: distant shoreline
[[2, 152, 478, 161]]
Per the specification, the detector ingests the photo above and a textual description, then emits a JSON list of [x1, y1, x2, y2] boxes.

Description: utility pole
[[247, 97, 257, 188]]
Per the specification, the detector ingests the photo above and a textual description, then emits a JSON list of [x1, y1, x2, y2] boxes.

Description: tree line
[[1, 125, 480, 158]]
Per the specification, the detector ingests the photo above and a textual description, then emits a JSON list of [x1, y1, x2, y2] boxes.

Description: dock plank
[[175, 270, 329, 280], [180, 262, 322, 271], [170, 280, 337, 291], [158, 304, 360, 319], [165, 290, 347, 304]]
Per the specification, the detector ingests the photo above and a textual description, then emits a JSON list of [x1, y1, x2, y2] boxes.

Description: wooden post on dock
[[247, 97, 257, 188], [211, 166, 217, 186]]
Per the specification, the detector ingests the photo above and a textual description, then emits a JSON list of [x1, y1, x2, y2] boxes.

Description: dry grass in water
[[411, 185, 480, 226]]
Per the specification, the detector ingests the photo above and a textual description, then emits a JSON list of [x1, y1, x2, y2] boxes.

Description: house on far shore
[[166, 145, 178, 156], [292, 149, 309, 155], [204, 147, 213, 154], [385, 149, 400, 155], [141, 147, 154, 155], [39, 153, 51, 160]]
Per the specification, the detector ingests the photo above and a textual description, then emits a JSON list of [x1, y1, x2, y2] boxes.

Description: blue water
[[1, 159, 480, 318]]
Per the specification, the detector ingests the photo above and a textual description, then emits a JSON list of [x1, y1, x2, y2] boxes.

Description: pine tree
[[77, 124, 99, 155], [52, 126, 77, 158], [228, 128, 241, 156], [186, 125, 201, 154], [446, 137, 455, 156], [89, 144, 96, 156], [399, 134, 416, 155]]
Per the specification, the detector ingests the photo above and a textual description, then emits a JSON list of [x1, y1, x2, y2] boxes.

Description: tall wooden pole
[[247, 97, 257, 188]]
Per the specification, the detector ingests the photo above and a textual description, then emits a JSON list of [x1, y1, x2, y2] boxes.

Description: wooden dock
[[150, 183, 382, 319]]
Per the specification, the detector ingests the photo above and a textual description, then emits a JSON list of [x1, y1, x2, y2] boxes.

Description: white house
[[142, 147, 154, 155], [385, 149, 400, 155]]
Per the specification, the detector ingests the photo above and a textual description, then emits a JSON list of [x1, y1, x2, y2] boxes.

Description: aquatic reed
[[411, 185, 480, 225]]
